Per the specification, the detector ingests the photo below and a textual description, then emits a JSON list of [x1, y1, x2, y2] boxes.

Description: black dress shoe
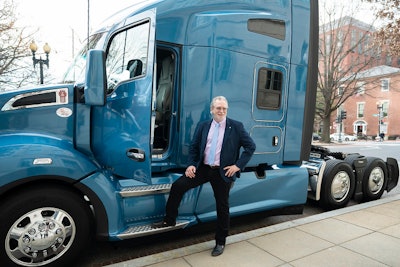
[[211, 244, 225, 256], [152, 220, 175, 228]]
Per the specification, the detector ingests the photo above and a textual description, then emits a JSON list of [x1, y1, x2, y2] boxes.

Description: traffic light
[[341, 110, 347, 120]]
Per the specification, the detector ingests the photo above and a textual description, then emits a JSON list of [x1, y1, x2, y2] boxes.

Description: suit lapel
[[222, 118, 232, 146]]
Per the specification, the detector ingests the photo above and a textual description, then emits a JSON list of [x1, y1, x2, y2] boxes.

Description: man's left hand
[[223, 165, 240, 177]]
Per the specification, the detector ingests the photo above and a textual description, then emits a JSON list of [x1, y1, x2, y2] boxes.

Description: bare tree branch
[[363, 0, 400, 56], [0, 0, 38, 90], [317, 3, 382, 142]]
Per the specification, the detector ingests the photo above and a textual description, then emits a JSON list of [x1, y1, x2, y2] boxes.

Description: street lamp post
[[377, 102, 383, 141], [29, 41, 51, 84]]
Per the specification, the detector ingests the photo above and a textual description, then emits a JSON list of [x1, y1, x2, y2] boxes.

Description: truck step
[[117, 220, 190, 239], [119, 184, 172, 197]]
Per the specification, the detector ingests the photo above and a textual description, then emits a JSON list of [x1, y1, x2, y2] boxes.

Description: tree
[[0, 0, 37, 90], [316, 3, 382, 142], [364, 0, 400, 56]]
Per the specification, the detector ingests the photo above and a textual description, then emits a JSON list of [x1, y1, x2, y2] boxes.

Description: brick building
[[338, 66, 400, 139], [320, 16, 400, 140]]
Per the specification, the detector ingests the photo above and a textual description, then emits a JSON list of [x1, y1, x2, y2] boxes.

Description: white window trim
[[356, 81, 365, 95], [381, 78, 390, 92], [357, 102, 365, 118]]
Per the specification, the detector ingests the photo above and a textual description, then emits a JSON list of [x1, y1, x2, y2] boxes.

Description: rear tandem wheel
[[361, 157, 388, 201], [320, 159, 355, 210]]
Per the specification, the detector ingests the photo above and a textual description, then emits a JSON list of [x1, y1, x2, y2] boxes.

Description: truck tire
[[320, 159, 355, 210], [0, 185, 92, 267], [362, 157, 387, 201]]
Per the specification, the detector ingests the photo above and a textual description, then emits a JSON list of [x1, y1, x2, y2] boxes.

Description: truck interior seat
[[154, 54, 174, 150], [155, 55, 174, 125]]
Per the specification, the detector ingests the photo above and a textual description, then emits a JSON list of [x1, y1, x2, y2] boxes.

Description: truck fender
[[343, 154, 367, 201], [386, 157, 399, 192], [78, 172, 123, 240], [0, 134, 98, 189]]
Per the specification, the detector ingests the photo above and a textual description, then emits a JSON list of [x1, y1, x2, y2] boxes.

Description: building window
[[380, 123, 388, 134], [364, 34, 370, 56], [338, 86, 344, 96], [358, 31, 363, 54], [351, 29, 357, 49], [357, 102, 365, 118], [382, 101, 389, 117], [337, 30, 343, 49], [356, 82, 365, 95], [381, 79, 390, 91], [386, 54, 392, 65], [325, 34, 331, 54]]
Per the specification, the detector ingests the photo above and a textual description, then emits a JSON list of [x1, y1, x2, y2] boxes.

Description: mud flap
[[386, 157, 399, 192]]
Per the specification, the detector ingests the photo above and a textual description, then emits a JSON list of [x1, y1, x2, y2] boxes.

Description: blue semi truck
[[0, 1, 398, 266]]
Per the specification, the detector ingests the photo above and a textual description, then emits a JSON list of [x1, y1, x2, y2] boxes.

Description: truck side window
[[106, 21, 150, 92], [256, 68, 282, 110], [248, 19, 286, 41]]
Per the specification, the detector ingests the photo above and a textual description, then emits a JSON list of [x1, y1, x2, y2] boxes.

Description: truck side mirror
[[84, 49, 106, 106]]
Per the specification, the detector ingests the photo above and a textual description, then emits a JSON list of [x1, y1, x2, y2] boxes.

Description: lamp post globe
[[29, 40, 51, 84]]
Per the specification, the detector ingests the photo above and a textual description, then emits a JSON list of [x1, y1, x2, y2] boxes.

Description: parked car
[[312, 133, 321, 141], [330, 133, 357, 141]]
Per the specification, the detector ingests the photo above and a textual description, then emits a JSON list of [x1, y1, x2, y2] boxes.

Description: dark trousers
[[164, 164, 232, 245]]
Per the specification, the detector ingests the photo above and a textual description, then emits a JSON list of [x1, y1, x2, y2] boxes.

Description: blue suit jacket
[[187, 117, 256, 182]]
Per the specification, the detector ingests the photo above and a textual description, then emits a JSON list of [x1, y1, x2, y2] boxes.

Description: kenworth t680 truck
[[0, 1, 398, 266]]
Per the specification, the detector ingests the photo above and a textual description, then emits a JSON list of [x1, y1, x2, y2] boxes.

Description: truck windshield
[[62, 32, 107, 84]]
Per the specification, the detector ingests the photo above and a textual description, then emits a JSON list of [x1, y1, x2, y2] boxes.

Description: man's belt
[[205, 165, 220, 169]]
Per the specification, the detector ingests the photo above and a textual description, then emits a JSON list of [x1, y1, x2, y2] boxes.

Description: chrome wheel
[[331, 170, 351, 202], [6, 207, 76, 266], [362, 157, 387, 201], [0, 186, 92, 267], [367, 166, 384, 195]]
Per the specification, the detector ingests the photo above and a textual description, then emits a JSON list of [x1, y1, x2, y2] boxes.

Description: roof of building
[[356, 65, 400, 79], [320, 16, 375, 33]]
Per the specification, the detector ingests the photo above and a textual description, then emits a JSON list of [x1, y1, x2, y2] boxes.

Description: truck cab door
[[91, 10, 156, 184]]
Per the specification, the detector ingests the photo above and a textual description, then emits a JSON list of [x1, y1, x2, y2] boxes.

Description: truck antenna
[[87, 0, 90, 50]]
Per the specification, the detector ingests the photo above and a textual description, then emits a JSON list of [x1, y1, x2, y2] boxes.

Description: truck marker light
[[33, 158, 53, 165]]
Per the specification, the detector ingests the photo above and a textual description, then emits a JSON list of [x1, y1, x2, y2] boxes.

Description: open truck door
[[88, 9, 156, 184]]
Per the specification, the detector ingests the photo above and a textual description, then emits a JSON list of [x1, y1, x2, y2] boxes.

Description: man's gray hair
[[210, 96, 229, 109]]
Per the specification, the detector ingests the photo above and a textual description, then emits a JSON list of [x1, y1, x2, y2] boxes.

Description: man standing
[[153, 96, 256, 256]]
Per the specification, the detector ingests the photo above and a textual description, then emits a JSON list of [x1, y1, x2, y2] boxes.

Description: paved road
[[77, 141, 400, 266]]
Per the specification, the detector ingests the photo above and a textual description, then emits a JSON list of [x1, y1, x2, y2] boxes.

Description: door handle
[[272, 136, 279, 146], [126, 148, 145, 162]]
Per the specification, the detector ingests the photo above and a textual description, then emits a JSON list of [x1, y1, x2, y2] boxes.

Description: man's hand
[[185, 165, 196, 178], [223, 165, 240, 177]]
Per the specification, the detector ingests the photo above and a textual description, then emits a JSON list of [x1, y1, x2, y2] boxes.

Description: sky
[[13, 0, 377, 80], [15, 0, 131, 79], [320, 0, 377, 23]]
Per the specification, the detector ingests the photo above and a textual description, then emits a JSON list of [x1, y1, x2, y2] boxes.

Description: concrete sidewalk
[[106, 194, 400, 267]]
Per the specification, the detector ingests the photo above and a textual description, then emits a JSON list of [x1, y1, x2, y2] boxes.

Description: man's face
[[211, 99, 228, 122]]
